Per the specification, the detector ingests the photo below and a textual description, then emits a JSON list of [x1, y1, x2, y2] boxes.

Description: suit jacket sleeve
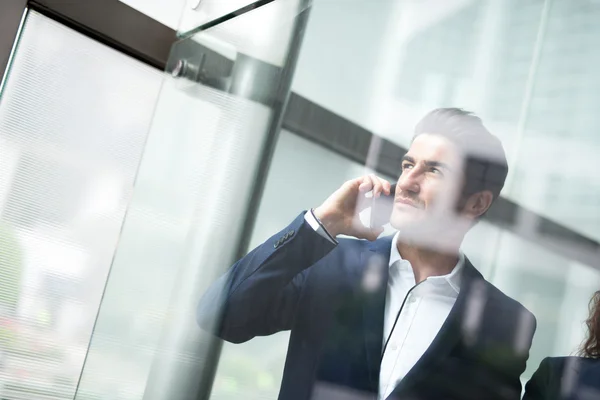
[[196, 212, 338, 343], [522, 357, 551, 400]]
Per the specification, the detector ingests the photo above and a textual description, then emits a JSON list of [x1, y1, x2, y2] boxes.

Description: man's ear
[[463, 190, 494, 219]]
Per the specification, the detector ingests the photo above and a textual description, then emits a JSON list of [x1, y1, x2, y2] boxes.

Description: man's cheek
[[429, 188, 460, 215]]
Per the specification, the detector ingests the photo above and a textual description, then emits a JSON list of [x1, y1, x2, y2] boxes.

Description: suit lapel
[[360, 236, 393, 390], [388, 257, 484, 397]]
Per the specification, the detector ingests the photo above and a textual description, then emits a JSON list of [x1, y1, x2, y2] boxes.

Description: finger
[[344, 178, 367, 198], [375, 176, 391, 197], [358, 175, 374, 193], [382, 179, 392, 196], [370, 174, 383, 198]]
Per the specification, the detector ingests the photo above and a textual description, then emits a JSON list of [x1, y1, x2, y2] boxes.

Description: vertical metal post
[[141, 2, 312, 400], [198, 7, 312, 399]]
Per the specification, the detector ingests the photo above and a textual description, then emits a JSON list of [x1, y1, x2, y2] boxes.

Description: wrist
[[313, 206, 340, 237]]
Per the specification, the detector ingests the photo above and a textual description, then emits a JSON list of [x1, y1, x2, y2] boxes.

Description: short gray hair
[[413, 107, 509, 201]]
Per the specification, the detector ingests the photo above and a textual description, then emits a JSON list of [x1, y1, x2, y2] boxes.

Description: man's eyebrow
[[425, 160, 452, 171], [402, 155, 452, 171]]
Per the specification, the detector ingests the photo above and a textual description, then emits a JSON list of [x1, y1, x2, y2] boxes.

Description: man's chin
[[390, 212, 470, 250], [390, 211, 448, 236], [389, 212, 422, 231]]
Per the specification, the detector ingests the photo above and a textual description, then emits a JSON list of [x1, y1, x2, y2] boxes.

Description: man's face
[[390, 133, 465, 231]]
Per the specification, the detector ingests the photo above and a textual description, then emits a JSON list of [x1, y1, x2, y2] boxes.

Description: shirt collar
[[388, 231, 463, 294]]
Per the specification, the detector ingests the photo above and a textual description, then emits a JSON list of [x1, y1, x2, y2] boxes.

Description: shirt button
[[390, 343, 398, 351]]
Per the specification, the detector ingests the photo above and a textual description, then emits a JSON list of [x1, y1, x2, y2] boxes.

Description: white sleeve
[[304, 209, 338, 244]]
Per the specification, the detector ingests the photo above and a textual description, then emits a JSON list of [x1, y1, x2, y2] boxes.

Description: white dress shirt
[[304, 211, 464, 399], [379, 231, 463, 399]]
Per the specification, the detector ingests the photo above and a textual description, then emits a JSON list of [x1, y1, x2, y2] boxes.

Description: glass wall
[[0, 0, 599, 399], [0, 11, 162, 400]]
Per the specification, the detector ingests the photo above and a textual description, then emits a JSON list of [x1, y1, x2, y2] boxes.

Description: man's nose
[[397, 169, 421, 194]]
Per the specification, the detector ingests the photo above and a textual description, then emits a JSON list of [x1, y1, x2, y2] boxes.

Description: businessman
[[198, 108, 537, 400]]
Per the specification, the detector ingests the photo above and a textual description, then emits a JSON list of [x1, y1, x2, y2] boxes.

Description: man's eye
[[402, 163, 413, 170], [430, 168, 442, 175]]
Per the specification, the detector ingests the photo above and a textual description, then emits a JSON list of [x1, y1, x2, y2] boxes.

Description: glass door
[[73, 1, 311, 399]]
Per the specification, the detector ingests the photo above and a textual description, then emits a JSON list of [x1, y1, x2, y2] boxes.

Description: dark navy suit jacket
[[523, 357, 600, 400], [197, 212, 537, 400]]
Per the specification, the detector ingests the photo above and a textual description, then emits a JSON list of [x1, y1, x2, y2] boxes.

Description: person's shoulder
[[545, 356, 600, 370], [524, 357, 599, 400], [539, 356, 600, 387], [539, 356, 571, 371]]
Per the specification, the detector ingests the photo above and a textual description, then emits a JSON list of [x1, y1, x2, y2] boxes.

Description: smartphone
[[369, 183, 396, 229]]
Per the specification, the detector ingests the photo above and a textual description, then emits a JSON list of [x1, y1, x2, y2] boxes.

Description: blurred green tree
[[0, 221, 23, 313]]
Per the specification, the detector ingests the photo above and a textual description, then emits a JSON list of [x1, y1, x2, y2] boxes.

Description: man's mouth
[[395, 197, 418, 208]]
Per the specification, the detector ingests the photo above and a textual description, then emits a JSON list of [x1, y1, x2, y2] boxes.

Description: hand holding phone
[[314, 175, 393, 241]]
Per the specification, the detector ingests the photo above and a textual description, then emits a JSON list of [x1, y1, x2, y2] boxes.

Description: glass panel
[[186, 1, 600, 400], [3, 1, 593, 400], [508, 0, 600, 241], [75, 1, 309, 400], [0, 10, 162, 400]]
